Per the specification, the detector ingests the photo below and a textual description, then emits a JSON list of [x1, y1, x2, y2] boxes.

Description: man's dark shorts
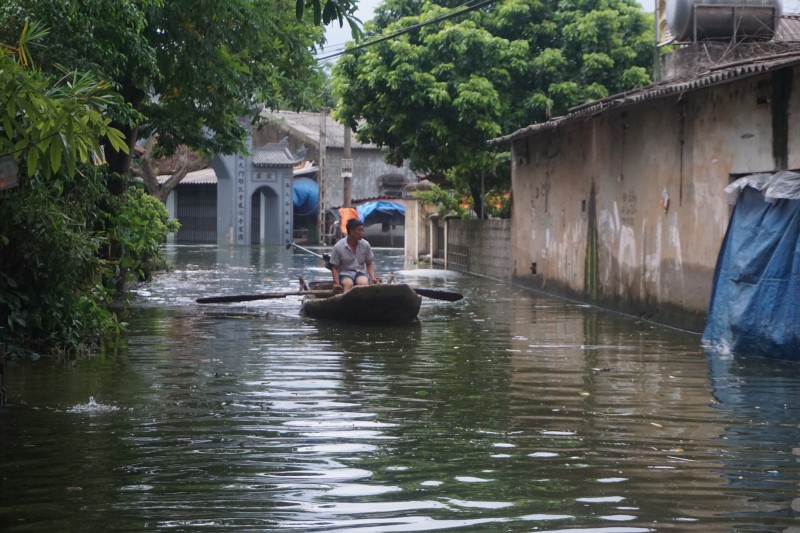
[[340, 273, 368, 284]]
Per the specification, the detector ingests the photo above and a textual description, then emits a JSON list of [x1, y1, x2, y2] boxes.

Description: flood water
[[1, 245, 799, 532]]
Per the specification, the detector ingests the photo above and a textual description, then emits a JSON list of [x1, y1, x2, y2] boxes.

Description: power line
[[316, 0, 498, 62]]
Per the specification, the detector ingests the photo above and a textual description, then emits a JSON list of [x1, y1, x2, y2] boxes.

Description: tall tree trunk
[[100, 83, 143, 298], [103, 124, 137, 185], [103, 81, 144, 193], [470, 185, 484, 219]]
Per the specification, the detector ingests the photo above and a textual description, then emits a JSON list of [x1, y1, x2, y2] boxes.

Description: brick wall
[[446, 219, 511, 280]]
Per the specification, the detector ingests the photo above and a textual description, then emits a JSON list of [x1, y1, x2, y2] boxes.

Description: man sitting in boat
[[329, 218, 381, 293]]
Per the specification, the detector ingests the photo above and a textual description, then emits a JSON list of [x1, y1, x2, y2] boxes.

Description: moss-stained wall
[[511, 68, 795, 332]]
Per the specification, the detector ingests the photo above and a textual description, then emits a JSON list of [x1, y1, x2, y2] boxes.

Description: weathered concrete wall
[[511, 67, 795, 331], [447, 219, 512, 280], [404, 198, 435, 261], [322, 148, 414, 208], [253, 112, 416, 209]]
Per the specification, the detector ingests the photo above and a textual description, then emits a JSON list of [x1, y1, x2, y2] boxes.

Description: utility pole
[[317, 108, 327, 243], [654, 0, 660, 82], [342, 126, 352, 208]]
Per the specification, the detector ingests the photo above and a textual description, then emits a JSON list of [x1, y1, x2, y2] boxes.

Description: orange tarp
[[339, 207, 359, 235]]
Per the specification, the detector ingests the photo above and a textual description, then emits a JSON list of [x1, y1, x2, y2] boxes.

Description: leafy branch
[[0, 21, 128, 180]]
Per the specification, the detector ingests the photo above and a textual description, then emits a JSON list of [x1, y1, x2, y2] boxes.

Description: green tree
[[333, 0, 653, 217], [0, 21, 127, 180], [0, 2, 362, 357], [0, 24, 132, 357], [0, 0, 365, 302], [0, 0, 362, 201]]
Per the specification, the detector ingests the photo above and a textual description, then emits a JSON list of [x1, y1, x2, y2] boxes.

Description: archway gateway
[[250, 186, 281, 245], [213, 138, 305, 246]]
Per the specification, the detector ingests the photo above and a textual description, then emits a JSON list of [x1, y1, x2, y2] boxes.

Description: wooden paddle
[[286, 240, 465, 302], [411, 288, 463, 301], [196, 290, 335, 304]]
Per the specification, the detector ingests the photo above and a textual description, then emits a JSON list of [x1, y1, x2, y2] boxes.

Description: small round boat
[[301, 283, 422, 324]]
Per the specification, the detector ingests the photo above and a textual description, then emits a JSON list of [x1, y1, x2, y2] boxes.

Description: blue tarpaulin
[[703, 171, 800, 361], [292, 177, 318, 217], [356, 201, 405, 227]]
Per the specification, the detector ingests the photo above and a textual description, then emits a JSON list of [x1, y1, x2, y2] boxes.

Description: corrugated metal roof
[[252, 141, 306, 167], [491, 39, 800, 144], [776, 14, 800, 42], [157, 165, 322, 185], [260, 110, 377, 150], [157, 167, 217, 185]]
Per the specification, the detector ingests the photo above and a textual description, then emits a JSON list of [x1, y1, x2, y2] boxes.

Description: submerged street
[[1, 245, 799, 531]]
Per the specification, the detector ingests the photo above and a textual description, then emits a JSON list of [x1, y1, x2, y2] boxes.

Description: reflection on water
[[0, 245, 799, 531]]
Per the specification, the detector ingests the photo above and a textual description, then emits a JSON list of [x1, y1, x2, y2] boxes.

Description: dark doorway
[[176, 184, 217, 244]]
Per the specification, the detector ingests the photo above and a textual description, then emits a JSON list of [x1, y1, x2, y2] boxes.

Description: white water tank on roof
[[666, 0, 782, 41]]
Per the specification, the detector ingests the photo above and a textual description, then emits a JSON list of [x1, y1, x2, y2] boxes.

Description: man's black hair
[[346, 218, 364, 234]]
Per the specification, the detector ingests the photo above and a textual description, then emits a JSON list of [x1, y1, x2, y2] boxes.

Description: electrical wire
[[316, 0, 498, 62]]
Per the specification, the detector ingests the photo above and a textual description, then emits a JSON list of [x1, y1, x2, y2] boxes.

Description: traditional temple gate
[[212, 138, 305, 246]]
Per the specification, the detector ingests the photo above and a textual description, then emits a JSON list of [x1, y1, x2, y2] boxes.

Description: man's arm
[[329, 241, 343, 290], [363, 242, 379, 283], [366, 258, 379, 283]]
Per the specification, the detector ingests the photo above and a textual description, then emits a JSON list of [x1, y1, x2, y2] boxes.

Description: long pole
[[342, 126, 352, 208], [654, 0, 660, 82], [318, 109, 328, 243]]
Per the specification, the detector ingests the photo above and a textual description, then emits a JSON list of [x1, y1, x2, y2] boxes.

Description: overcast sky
[[319, 0, 382, 56]]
